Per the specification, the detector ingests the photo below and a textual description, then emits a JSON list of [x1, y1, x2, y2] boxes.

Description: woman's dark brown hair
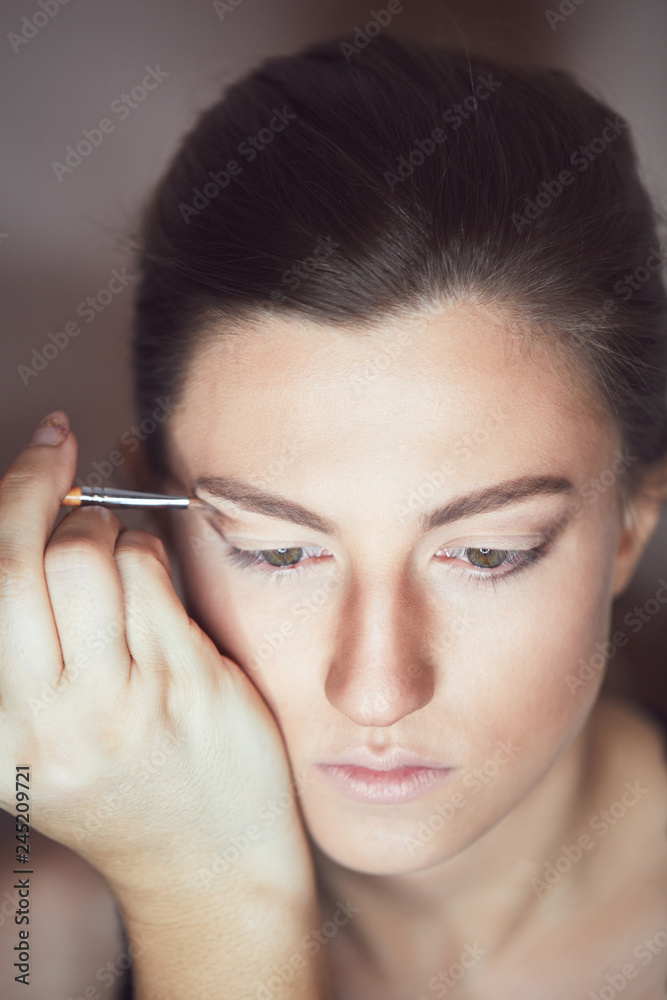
[[131, 30, 667, 499]]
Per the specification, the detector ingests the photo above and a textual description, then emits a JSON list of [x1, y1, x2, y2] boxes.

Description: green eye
[[436, 542, 551, 583], [467, 547, 507, 568], [224, 543, 327, 573], [262, 547, 304, 567]]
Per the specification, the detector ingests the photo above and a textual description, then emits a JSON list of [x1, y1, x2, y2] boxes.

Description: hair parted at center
[[131, 29, 667, 500]]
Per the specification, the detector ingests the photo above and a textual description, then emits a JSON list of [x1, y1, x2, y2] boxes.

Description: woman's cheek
[[175, 529, 336, 687], [168, 525, 261, 666], [453, 550, 614, 773]]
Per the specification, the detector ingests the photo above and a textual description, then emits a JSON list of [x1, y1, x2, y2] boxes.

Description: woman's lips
[[316, 763, 455, 804]]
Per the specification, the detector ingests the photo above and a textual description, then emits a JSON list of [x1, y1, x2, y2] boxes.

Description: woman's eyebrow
[[421, 475, 574, 532], [194, 474, 575, 535], [195, 476, 338, 535]]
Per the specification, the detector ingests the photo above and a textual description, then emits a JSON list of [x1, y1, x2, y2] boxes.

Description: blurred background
[[0, 0, 666, 991]]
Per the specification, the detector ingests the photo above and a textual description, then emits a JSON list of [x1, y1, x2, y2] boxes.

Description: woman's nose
[[324, 573, 436, 726]]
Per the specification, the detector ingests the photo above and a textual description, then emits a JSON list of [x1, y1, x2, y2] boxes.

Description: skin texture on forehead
[[171, 298, 616, 502]]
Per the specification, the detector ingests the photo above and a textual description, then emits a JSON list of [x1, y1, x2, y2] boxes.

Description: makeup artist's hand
[[0, 412, 309, 904]]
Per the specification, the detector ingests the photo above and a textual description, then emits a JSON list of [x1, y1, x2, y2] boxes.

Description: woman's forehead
[[168, 301, 617, 497], [176, 303, 606, 434]]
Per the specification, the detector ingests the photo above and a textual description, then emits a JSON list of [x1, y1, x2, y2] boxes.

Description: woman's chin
[[304, 810, 473, 877], [311, 836, 458, 876]]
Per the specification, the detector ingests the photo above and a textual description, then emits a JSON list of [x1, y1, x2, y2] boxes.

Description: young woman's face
[[165, 300, 633, 875]]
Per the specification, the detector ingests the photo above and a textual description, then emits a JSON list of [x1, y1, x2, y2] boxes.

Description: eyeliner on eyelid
[[218, 535, 556, 587], [202, 505, 570, 580]]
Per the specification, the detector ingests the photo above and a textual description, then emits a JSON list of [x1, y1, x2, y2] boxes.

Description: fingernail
[[30, 410, 70, 446]]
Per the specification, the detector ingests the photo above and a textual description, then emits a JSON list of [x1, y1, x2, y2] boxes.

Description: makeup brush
[[61, 487, 206, 509]]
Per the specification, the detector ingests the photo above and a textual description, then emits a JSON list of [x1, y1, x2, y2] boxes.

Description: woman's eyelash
[[222, 541, 551, 585], [224, 545, 326, 578], [435, 543, 551, 588]]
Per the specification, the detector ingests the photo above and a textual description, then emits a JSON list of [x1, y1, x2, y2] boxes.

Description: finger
[[0, 411, 77, 698], [0, 411, 75, 567], [113, 529, 212, 679], [43, 506, 131, 697]]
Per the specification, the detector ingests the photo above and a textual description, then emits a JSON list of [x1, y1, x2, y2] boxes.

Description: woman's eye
[[436, 544, 550, 581], [261, 547, 304, 568], [466, 547, 508, 569], [224, 545, 326, 572], [222, 539, 550, 585]]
